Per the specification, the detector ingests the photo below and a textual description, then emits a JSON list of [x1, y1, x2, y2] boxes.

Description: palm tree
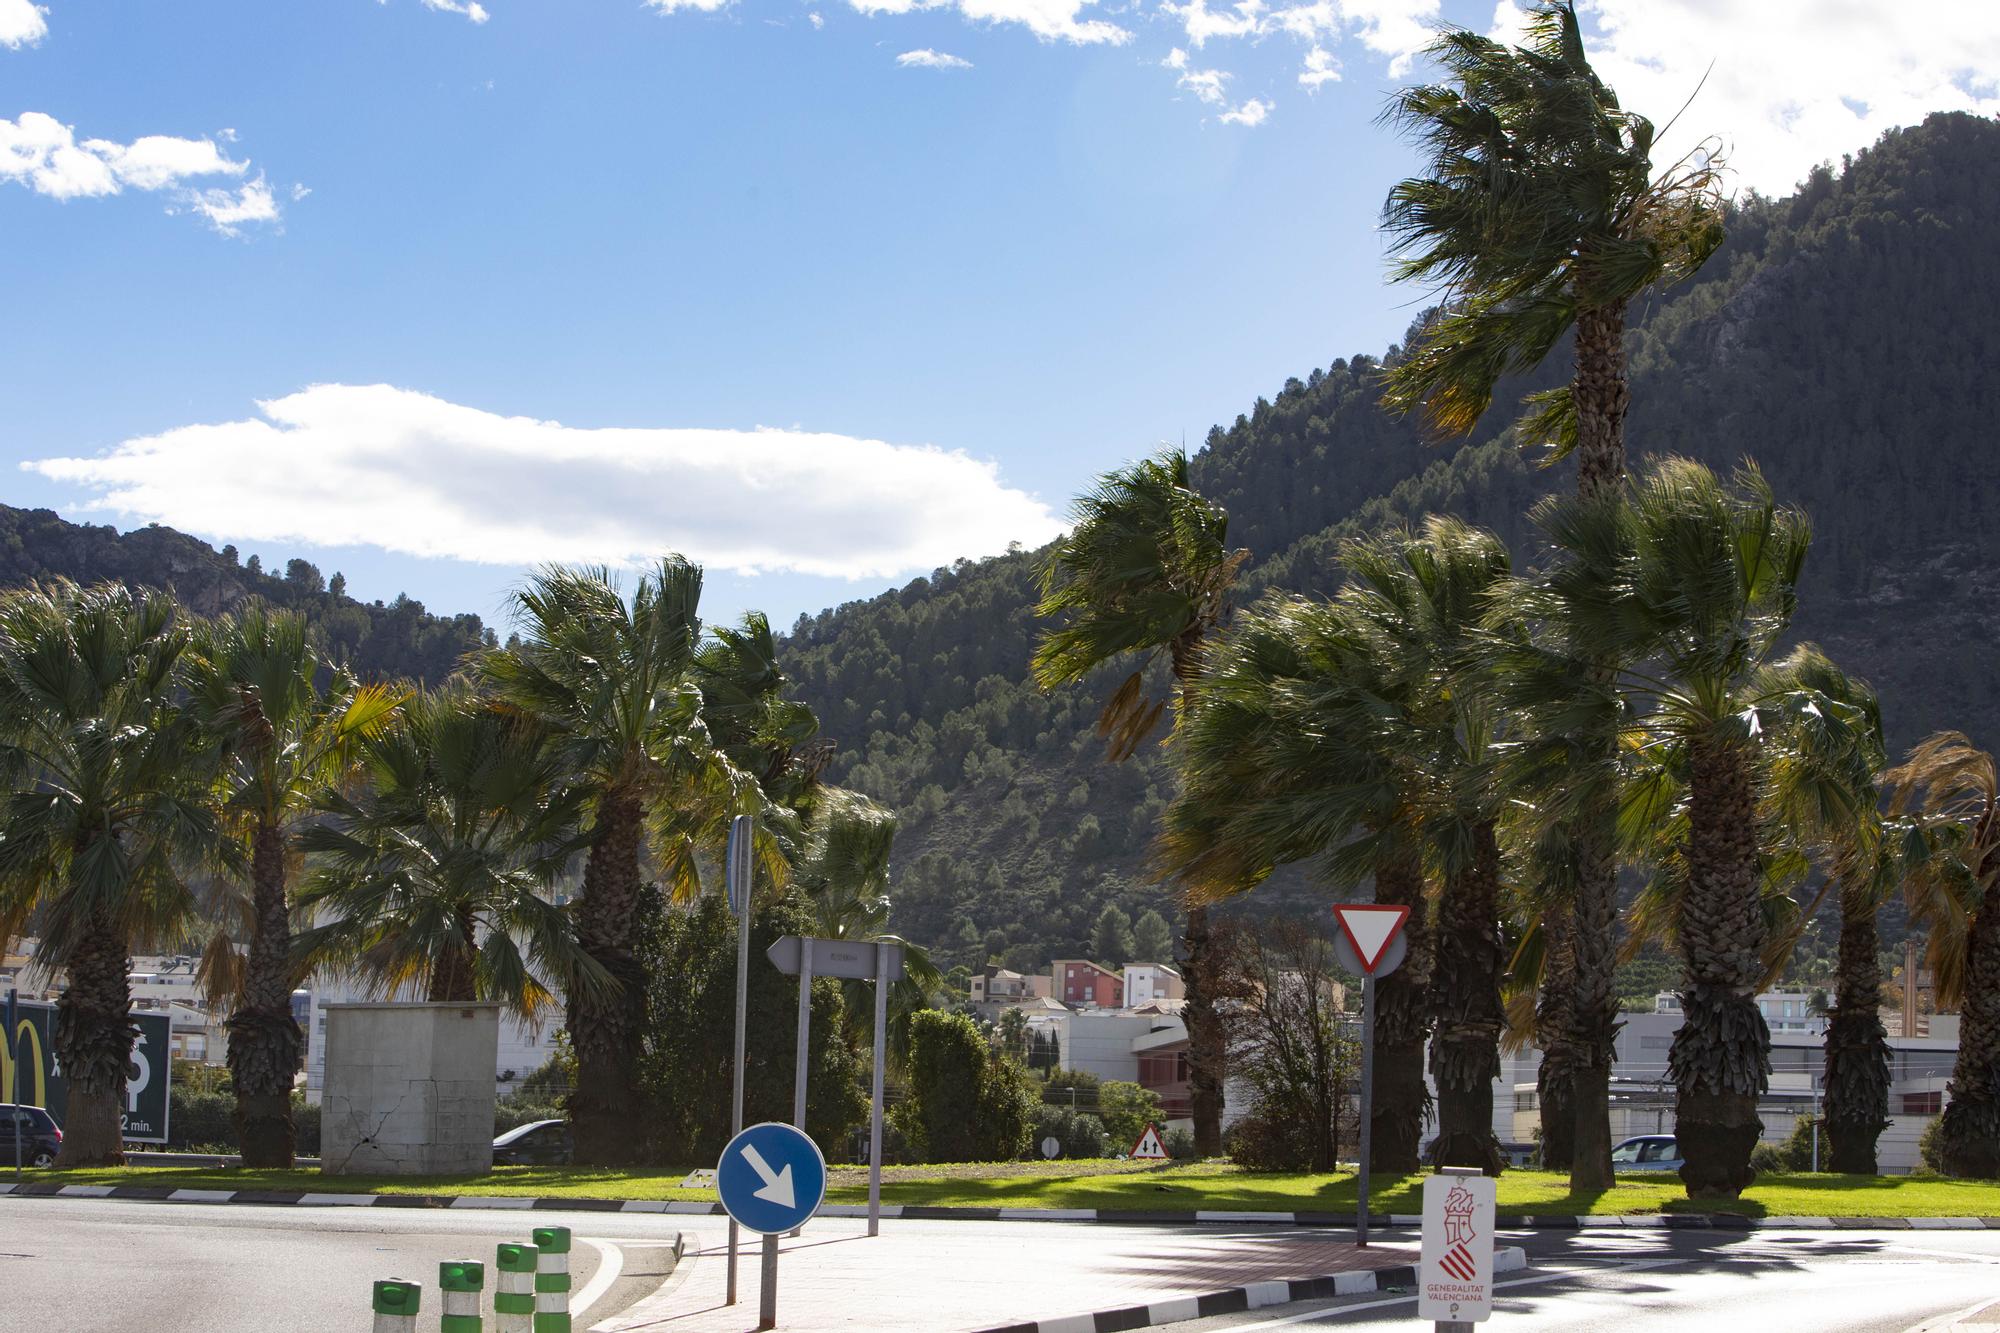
[[1494, 459, 1866, 1197], [1033, 448, 1247, 1157], [480, 560, 750, 1164], [1381, 0, 1725, 1187], [296, 685, 607, 1016], [0, 583, 222, 1166], [183, 604, 402, 1167], [1340, 519, 1514, 1174], [1158, 590, 1430, 1171], [1885, 734, 2000, 1178]]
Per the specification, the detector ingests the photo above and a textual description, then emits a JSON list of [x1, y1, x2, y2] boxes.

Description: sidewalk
[[609, 1216, 1422, 1332]]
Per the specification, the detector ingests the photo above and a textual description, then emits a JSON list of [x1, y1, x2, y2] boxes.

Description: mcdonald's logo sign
[[2, 1002, 172, 1144]]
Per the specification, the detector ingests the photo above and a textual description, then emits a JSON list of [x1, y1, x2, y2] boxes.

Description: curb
[[969, 1246, 1528, 1333], [2, 1184, 1994, 1232]]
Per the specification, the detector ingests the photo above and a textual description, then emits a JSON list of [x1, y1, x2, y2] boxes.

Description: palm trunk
[[569, 790, 647, 1166], [1938, 835, 2000, 1177], [1670, 736, 1771, 1198], [427, 906, 481, 1003], [53, 912, 134, 1167], [228, 820, 303, 1168], [1182, 904, 1226, 1156], [1823, 875, 1890, 1174], [1370, 850, 1432, 1173], [1427, 821, 1505, 1174], [1565, 297, 1631, 1191], [1534, 906, 1578, 1172], [1567, 825, 1620, 1191]]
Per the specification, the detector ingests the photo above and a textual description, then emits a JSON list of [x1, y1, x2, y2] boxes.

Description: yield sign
[[1333, 904, 1410, 975]]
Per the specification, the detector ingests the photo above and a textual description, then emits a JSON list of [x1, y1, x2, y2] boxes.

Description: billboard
[[0, 1001, 172, 1144]]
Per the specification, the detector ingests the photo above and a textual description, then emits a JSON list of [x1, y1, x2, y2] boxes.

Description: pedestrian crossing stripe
[[1129, 1124, 1169, 1160]]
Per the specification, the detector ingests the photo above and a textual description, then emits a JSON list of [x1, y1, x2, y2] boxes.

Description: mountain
[[0, 504, 492, 684], [780, 112, 2000, 973]]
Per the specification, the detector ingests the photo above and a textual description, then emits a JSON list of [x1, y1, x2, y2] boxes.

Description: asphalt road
[[0, 1199, 688, 1333], [1157, 1226, 2000, 1333]]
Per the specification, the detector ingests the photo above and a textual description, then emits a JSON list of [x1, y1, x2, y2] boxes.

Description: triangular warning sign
[[1333, 904, 1409, 974], [1129, 1123, 1169, 1160]]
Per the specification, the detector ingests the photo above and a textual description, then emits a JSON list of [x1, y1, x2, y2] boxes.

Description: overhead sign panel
[[766, 936, 906, 983], [717, 1122, 828, 1236], [1419, 1171, 1497, 1323], [1332, 905, 1410, 976]]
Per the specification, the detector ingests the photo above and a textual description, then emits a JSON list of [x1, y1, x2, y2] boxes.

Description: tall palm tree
[[1033, 448, 1247, 1157], [1886, 734, 2000, 1178], [1381, 0, 1725, 1187], [1762, 649, 1894, 1174], [0, 583, 222, 1166], [183, 604, 402, 1167], [1157, 589, 1433, 1171], [480, 560, 750, 1165], [1340, 519, 1514, 1174], [296, 685, 607, 1014], [1494, 459, 1865, 1197]]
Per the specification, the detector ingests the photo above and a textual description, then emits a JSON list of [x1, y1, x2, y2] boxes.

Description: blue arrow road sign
[[717, 1122, 828, 1236]]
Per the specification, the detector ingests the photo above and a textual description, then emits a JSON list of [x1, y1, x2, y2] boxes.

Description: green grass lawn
[[18, 1160, 2000, 1218]]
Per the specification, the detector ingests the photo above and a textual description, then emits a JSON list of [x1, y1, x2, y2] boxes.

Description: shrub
[[1919, 1116, 1947, 1174], [167, 1089, 235, 1151], [893, 1009, 1040, 1163], [1032, 1105, 1108, 1159], [1227, 1107, 1322, 1171], [496, 1092, 564, 1135], [1163, 1126, 1198, 1160], [977, 1051, 1039, 1162], [1748, 1143, 1784, 1177], [1097, 1081, 1164, 1151], [1775, 1115, 1822, 1171]]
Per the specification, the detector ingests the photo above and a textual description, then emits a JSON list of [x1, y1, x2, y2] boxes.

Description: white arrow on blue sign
[[717, 1122, 828, 1236]]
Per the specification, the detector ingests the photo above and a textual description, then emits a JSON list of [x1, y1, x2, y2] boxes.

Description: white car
[[1610, 1134, 1683, 1172]]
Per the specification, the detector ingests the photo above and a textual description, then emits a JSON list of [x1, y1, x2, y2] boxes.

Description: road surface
[[1157, 1225, 2000, 1333]]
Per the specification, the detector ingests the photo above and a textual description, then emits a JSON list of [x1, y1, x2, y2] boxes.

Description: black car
[[492, 1118, 571, 1166], [0, 1104, 61, 1168]]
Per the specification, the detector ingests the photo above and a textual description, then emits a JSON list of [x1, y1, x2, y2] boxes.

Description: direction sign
[[766, 936, 906, 982], [1419, 1170, 1497, 1323], [1332, 905, 1410, 977], [717, 1122, 828, 1236]]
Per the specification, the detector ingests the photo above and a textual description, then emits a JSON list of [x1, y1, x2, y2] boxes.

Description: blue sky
[[5, 0, 1995, 633]]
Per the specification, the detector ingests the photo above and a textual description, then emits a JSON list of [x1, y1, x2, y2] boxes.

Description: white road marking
[[572, 1238, 624, 1317]]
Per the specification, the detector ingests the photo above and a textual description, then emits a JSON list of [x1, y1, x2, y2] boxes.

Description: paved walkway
[[604, 1215, 1416, 1332]]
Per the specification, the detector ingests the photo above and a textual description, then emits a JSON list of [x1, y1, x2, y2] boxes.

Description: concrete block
[[322, 1002, 500, 1176]]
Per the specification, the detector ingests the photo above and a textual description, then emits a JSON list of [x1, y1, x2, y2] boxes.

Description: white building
[[1122, 964, 1185, 1008]]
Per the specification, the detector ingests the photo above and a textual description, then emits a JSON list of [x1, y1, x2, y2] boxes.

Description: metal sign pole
[[785, 938, 814, 1244], [869, 942, 889, 1237], [1356, 972, 1376, 1249], [726, 816, 753, 1307]]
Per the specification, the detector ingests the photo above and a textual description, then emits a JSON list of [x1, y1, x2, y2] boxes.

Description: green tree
[[1132, 909, 1173, 964], [893, 1009, 1033, 1162], [184, 603, 402, 1167], [1495, 460, 1863, 1197], [480, 559, 749, 1164], [0, 583, 222, 1165], [1032, 447, 1248, 1156], [1886, 734, 2000, 1178], [637, 892, 865, 1164], [1091, 904, 1134, 968], [1381, 0, 1724, 1189], [1097, 1080, 1164, 1150], [296, 684, 607, 1014]]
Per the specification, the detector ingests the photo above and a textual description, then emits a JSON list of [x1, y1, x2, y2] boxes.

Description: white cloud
[[898, 47, 973, 67], [843, 0, 1124, 43], [648, 0, 733, 11], [1298, 43, 1339, 89], [24, 384, 1065, 581], [421, 0, 490, 19], [1570, 0, 2000, 194], [1220, 97, 1271, 125], [0, 0, 47, 48], [1165, 46, 1230, 106], [0, 112, 287, 233], [1163, 0, 1263, 48], [808, 9, 824, 24]]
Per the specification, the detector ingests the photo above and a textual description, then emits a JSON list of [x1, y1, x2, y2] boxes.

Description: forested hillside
[[0, 505, 492, 683], [782, 112, 2000, 970]]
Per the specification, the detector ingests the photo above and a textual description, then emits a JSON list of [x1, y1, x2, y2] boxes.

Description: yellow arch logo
[[0, 1021, 47, 1108]]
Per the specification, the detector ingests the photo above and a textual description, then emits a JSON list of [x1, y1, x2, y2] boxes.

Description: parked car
[[1610, 1134, 1683, 1172], [0, 1104, 62, 1168], [492, 1118, 571, 1166]]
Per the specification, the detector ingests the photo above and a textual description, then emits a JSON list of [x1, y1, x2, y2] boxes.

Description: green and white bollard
[[440, 1259, 485, 1333], [494, 1243, 538, 1333], [372, 1279, 421, 1333], [531, 1226, 571, 1333]]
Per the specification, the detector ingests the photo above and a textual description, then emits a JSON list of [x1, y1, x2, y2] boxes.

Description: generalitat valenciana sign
[[1419, 1170, 1497, 1323]]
